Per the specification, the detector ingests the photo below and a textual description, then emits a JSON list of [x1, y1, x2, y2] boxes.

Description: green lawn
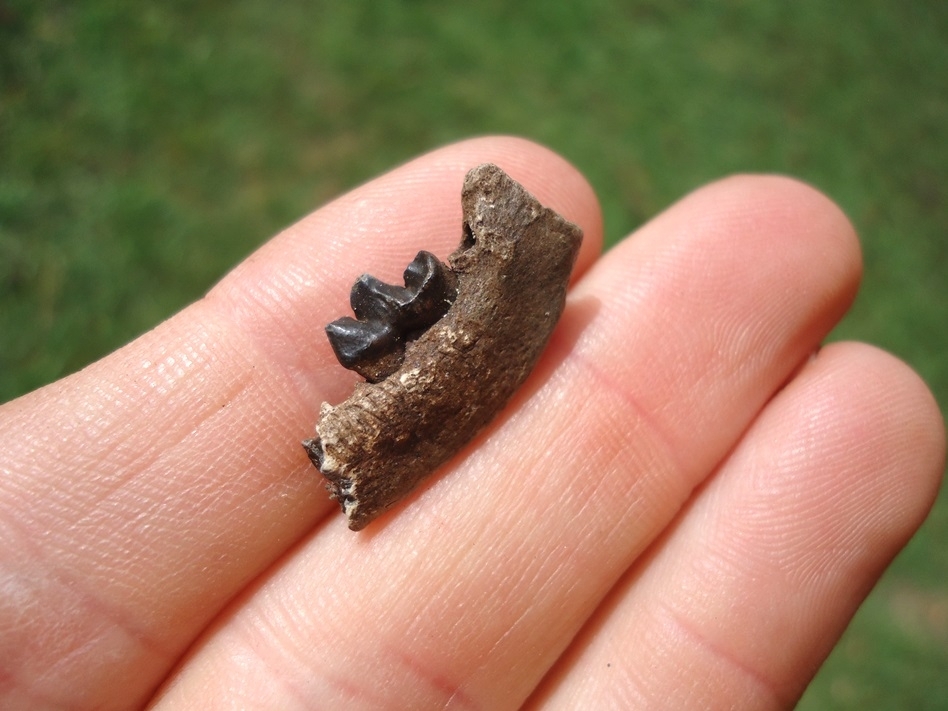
[[2, 1, 946, 707]]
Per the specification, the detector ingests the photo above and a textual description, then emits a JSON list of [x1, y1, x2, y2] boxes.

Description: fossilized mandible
[[303, 163, 583, 530]]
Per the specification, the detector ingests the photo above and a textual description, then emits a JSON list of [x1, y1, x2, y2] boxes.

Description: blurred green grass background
[[1, 1, 945, 707]]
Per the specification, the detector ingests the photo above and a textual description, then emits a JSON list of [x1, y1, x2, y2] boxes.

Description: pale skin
[[0, 137, 944, 710]]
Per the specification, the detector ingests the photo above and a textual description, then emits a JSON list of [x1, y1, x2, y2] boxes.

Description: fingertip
[[528, 337, 943, 711], [726, 173, 863, 289], [814, 341, 946, 529], [626, 173, 863, 306]]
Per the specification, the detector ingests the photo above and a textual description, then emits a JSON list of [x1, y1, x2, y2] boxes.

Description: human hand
[[0, 138, 943, 710]]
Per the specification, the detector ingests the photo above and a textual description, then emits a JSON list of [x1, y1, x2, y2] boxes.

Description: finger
[[0, 137, 603, 710], [152, 176, 863, 709], [531, 343, 945, 709]]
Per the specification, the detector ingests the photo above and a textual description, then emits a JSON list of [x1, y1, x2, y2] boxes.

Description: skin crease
[[0, 137, 941, 710]]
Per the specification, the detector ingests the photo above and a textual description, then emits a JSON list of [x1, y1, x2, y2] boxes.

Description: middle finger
[[156, 174, 860, 710]]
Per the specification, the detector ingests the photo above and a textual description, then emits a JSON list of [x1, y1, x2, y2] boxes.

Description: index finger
[[0, 137, 603, 710]]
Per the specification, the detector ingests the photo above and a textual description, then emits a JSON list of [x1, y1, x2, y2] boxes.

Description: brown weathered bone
[[303, 164, 583, 530]]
